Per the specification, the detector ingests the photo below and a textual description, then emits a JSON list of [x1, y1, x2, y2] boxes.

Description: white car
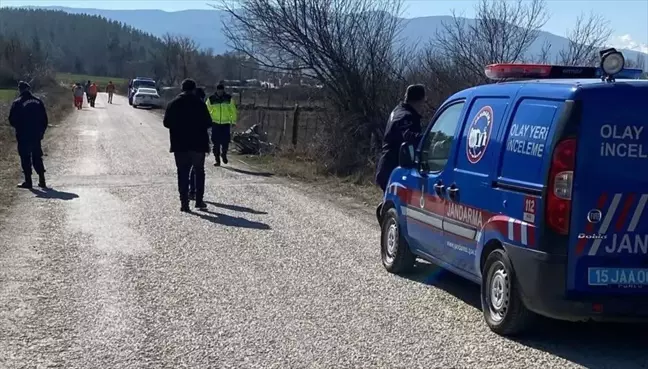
[[132, 87, 162, 108]]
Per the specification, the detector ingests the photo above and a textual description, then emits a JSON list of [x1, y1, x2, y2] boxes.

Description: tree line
[[0, 8, 258, 87], [219, 0, 647, 176]]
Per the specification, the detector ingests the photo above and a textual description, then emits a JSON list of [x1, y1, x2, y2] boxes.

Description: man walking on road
[[8, 81, 49, 189], [188, 87, 208, 200], [84, 80, 91, 103], [106, 81, 116, 104], [163, 78, 212, 212], [375, 84, 426, 192], [73, 83, 84, 109], [206, 83, 238, 166]]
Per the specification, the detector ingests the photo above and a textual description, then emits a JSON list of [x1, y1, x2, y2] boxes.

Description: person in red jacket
[[87, 82, 98, 107]]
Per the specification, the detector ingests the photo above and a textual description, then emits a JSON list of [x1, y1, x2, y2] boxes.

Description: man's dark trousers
[[189, 166, 196, 195], [174, 151, 205, 205], [17, 139, 45, 181], [211, 124, 231, 162]]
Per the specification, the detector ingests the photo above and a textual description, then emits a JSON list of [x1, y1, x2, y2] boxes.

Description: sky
[[3, 0, 648, 53]]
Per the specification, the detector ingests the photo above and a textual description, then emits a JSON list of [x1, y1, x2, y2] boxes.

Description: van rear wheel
[[380, 207, 415, 274], [481, 249, 535, 336]]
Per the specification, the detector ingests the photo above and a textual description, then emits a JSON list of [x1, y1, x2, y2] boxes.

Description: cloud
[[611, 34, 648, 54]]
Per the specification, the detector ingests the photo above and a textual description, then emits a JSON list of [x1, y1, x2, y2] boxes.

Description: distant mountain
[[13, 5, 648, 69]]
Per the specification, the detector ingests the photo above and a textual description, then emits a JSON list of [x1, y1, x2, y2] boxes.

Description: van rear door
[[567, 81, 648, 294]]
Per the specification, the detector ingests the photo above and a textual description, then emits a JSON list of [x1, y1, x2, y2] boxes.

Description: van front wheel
[[481, 249, 535, 336]]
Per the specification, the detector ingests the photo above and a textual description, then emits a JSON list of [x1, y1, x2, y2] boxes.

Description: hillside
[[0, 8, 261, 87], [0, 8, 164, 78], [21, 5, 648, 69]]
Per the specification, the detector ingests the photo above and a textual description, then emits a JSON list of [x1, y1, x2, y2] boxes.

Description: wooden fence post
[[278, 111, 287, 147], [292, 103, 300, 147]]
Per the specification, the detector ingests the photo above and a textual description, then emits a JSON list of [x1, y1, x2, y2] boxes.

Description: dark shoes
[[181, 203, 191, 212], [182, 194, 207, 212], [221, 154, 228, 165], [17, 181, 32, 189], [18, 174, 46, 189]]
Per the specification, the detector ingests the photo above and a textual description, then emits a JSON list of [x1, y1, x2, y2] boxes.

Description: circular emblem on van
[[587, 209, 603, 224], [466, 106, 494, 164]]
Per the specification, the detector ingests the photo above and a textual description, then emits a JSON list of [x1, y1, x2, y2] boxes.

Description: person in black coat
[[8, 81, 49, 189], [163, 79, 212, 212], [188, 87, 207, 200], [375, 84, 426, 192]]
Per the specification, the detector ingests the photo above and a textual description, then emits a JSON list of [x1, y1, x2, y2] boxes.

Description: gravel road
[[1, 93, 648, 369]]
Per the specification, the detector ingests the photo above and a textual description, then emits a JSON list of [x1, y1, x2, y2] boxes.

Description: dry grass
[[0, 85, 73, 213], [56, 73, 128, 89], [0, 89, 17, 101], [231, 99, 382, 208]]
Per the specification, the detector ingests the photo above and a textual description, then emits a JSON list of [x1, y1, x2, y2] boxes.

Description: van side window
[[420, 102, 465, 172]]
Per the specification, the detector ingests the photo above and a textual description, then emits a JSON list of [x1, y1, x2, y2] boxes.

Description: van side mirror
[[398, 142, 415, 169]]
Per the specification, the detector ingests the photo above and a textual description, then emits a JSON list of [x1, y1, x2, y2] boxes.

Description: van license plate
[[588, 267, 648, 286]]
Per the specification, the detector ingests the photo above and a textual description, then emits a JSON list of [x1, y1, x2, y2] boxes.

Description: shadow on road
[[401, 260, 648, 369], [205, 201, 267, 215], [29, 187, 79, 200], [402, 261, 481, 309], [191, 209, 270, 230], [221, 166, 274, 177]]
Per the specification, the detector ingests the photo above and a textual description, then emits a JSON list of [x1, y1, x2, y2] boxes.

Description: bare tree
[[176, 36, 198, 79], [558, 12, 612, 66], [626, 53, 647, 69], [159, 33, 181, 85], [218, 0, 414, 174], [535, 39, 552, 64], [0, 34, 54, 88], [432, 0, 549, 86]]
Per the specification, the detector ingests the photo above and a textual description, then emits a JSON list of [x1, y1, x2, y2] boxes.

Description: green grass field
[[56, 73, 129, 87], [0, 89, 17, 102]]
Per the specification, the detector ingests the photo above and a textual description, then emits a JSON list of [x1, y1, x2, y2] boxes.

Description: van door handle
[[448, 185, 459, 200], [433, 183, 445, 195]]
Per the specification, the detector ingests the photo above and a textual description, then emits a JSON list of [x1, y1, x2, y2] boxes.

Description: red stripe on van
[[615, 193, 636, 231]]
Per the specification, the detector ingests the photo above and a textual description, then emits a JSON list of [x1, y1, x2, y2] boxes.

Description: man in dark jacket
[[163, 79, 212, 212], [8, 81, 49, 189], [84, 80, 91, 103], [375, 84, 426, 192], [188, 87, 207, 200]]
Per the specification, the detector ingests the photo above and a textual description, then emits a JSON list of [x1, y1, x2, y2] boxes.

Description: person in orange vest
[[87, 82, 98, 107], [106, 81, 116, 104]]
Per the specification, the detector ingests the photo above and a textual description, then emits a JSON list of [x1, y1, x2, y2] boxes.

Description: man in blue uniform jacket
[[375, 84, 426, 192], [8, 81, 49, 189]]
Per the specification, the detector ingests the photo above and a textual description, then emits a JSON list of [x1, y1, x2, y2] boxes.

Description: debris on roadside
[[232, 123, 278, 155]]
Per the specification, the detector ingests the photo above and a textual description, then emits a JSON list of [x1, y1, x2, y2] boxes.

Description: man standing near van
[[375, 84, 426, 192], [206, 84, 238, 166], [163, 79, 212, 212]]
